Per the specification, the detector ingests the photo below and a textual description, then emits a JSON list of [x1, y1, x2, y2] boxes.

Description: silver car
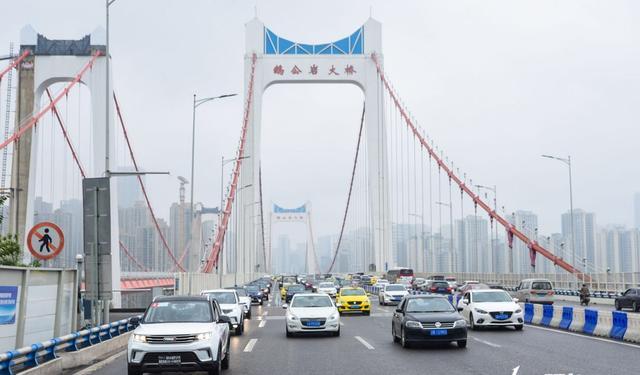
[[515, 278, 554, 304]]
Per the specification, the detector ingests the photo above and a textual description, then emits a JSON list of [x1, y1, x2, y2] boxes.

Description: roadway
[[90, 293, 637, 375]]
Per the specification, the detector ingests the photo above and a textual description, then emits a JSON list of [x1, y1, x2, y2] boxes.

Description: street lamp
[[435, 201, 454, 273], [542, 154, 576, 276], [190, 93, 238, 222], [475, 184, 497, 273]]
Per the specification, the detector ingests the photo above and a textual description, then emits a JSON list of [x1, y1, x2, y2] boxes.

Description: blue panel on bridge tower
[[273, 204, 306, 213], [263, 26, 364, 55]]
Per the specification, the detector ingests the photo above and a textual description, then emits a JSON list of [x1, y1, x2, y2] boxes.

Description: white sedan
[[316, 282, 338, 297], [457, 289, 524, 330], [284, 293, 340, 337], [378, 284, 409, 305]]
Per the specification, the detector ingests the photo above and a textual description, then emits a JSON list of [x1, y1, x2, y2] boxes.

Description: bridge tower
[[8, 26, 121, 305], [240, 18, 392, 276]]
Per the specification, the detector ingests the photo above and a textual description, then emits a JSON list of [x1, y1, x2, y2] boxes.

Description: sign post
[[82, 177, 112, 326]]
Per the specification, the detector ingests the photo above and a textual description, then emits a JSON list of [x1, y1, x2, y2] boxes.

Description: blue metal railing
[[0, 316, 141, 375]]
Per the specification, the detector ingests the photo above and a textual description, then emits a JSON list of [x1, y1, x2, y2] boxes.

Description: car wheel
[[260, 300, 264, 306], [208, 347, 222, 375], [392, 324, 400, 343], [221, 338, 230, 369], [469, 313, 477, 331], [286, 326, 292, 338], [364, 311, 370, 316], [247, 309, 252, 319], [235, 320, 244, 336], [515, 324, 524, 331], [401, 327, 411, 348], [634, 302, 638, 312], [457, 340, 467, 349], [127, 365, 141, 375], [615, 300, 621, 311], [334, 327, 341, 337]]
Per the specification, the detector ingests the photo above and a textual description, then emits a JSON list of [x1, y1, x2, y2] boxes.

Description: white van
[[515, 278, 554, 305]]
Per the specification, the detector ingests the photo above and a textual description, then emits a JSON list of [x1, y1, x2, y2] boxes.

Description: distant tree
[[0, 194, 37, 267]]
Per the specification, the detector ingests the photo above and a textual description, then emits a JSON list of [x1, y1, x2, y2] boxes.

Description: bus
[[386, 267, 414, 284]]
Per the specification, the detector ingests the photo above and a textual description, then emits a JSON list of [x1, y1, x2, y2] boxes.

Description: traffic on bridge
[[0, 1, 639, 375]]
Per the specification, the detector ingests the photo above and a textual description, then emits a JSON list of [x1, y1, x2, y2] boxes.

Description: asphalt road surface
[[91, 294, 638, 375]]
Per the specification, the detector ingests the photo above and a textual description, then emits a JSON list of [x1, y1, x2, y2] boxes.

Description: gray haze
[[1, 0, 639, 238]]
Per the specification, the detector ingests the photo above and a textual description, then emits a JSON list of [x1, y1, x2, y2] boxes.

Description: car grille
[[301, 318, 327, 326], [142, 352, 199, 364], [421, 322, 455, 329], [347, 301, 361, 305], [145, 334, 198, 344], [490, 311, 513, 319]]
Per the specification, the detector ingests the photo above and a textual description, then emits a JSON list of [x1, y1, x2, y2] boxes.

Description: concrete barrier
[[610, 311, 627, 340], [524, 303, 534, 324], [623, 314, 640, 343], [583, 309, 598, 335], [540, 305, 554, 326], [549, 306, 563, 328], [532, 304, 544, 325], [568, 307, 585, 332], [593, 311, 614, 337], [559, 306, 573, 330]]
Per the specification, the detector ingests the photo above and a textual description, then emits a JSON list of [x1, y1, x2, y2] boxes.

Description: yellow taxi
[[370, 275, 378, 285], [336, 287, 371, 315]]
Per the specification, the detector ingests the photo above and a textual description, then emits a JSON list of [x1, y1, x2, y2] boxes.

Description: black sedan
[[392, 295, 467, 348], [615, 288, 640, 312], [245, 285, 265, 305], [285, 284, 307, 303]]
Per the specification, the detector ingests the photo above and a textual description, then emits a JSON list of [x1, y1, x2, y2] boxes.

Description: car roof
[[341, 286, 364, 290], [293, 293, 331, 298], [201, 289, 236, 294], [153, 295, 210, 302], [404, 294, 448, 300]]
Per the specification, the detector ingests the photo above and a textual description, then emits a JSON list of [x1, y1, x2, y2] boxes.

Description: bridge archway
[[239, 18, 391, 276]]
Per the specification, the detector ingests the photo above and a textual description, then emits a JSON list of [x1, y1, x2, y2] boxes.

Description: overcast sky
[[2, 0, 639, 239]]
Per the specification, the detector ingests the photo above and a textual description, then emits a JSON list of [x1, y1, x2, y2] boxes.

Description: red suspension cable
[[202, 53, 257, 273], [0, 51, 101, 150], [113, 93, 186, 272], [371, 53, 586, 280], [326, 103, 366, 274], [0, 50, 30, 81]]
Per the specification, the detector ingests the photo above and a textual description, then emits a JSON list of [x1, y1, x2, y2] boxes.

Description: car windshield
[[377, 280, 389, 284], [203, 291, 237, 304], [144, 301, 212, 323], [341, 289, 365, 296], [531, 281, 552, 290], [386, 285, 406, 291], [473, 291, 512, 303], [246, 286, 259, 292], [319, 283, 335, 288], [291, 295, 333, 308], [282, 276, 297, 284], [232, 288, 247, 296], [406, 298, 454, 313], [289, 285, 305, 292]]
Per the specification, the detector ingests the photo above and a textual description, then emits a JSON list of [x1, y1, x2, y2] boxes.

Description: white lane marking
[[243, 338, 258, 352], [262, 311, 269, 316], [265, 316, 285, 320], [74, 350, 125, 375], [268, 303, 271, 307], [339, 322, 345, 326], [512, 366, 521, 375], [355, 336, 375, 350], [526, 324, 640, 348], [259, 320, 267, 328], [470, 335, 501, 348]]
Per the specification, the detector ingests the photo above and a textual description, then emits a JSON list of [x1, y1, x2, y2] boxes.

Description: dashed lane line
[[74, 350, 125, 375], [259, 320, 267, 328], [262, 311, 269, 316], [355, 336, 375, 350], [470, 335, 501, 348], [339, 322, 345, 326], [244, 338, 258, 352], [526, 324, 640, 348]]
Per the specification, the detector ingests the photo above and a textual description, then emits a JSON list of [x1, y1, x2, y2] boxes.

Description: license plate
[[158, 355, 181, 365], [430, 329, 448, 336], [350, 305, 360, 309], [495, 314, 509, 320], [307, 320, 321, 327]]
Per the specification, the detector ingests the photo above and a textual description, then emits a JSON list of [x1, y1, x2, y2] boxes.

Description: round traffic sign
[[27, 222, 65, 260]]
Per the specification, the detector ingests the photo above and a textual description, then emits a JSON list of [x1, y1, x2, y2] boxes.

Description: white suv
[[127, 295, 230, 375], [201, 289, 245, 335]]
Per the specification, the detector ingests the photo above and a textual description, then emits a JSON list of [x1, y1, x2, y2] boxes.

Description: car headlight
[[328, 313, 339, 321], [132, 334, 147, 343], [385, 293, 393, 298], [196, 332, 213, 341], [405, 320, 421, 328], [515, 308, 522, 314], [475, 308, 488, 314], [454, 319, 467, 328], [287, 314, 298, 321]]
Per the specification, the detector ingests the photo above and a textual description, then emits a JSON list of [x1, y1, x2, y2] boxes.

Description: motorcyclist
[[579, 284, 590, 305]]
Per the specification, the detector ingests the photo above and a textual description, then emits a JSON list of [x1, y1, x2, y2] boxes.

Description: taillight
[[447, 287, 452, 291], [547, 290, 554, 295], [431, 287, 437, 291]]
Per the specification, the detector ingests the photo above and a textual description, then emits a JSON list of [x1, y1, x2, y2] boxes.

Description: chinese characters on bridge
[[272, 64, 357, 77]]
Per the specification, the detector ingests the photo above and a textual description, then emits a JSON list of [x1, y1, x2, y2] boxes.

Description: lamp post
[[435, 202, 454, 273], [475, 184, 497, 273], [542, 155, 576, 279]]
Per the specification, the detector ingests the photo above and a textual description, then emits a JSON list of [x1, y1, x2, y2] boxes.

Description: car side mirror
[[512, 298, 519, 303], [457, 307, 464, 312], [282, 303, 288, 309], [395, 308, 403, 313], [218, 315, 231, 324], [462, 299, 470, 305], [130, 316, 141, 325]]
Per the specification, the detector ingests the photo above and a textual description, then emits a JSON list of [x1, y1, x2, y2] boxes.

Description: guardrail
[[502, 287, 623, 299], [0, 316, 141, 375]]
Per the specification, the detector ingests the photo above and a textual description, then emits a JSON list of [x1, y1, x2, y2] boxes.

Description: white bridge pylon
[[239, 17, 392, 274], [270, 202, 320, 274]]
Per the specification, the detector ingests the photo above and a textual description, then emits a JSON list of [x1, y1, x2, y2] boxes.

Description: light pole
[[542, 155, 576, 277], [435, 202, 454, 273], [475, 184, 497, 273]]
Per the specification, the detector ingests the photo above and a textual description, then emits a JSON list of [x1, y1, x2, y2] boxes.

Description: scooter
[[580, 294, 590, 306]]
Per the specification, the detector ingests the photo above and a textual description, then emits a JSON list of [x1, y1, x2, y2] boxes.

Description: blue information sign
[[0, 286, 18, 325]]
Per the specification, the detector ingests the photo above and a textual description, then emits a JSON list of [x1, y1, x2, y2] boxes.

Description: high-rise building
[[634, 193, 640, 229], [561, 209, 597, 273], [117, 166, 144, 209], [597, 226, 640, 273], [455, 215, 489, 273], [506, 210, 538, 274], [169, 202, 192, 270]]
